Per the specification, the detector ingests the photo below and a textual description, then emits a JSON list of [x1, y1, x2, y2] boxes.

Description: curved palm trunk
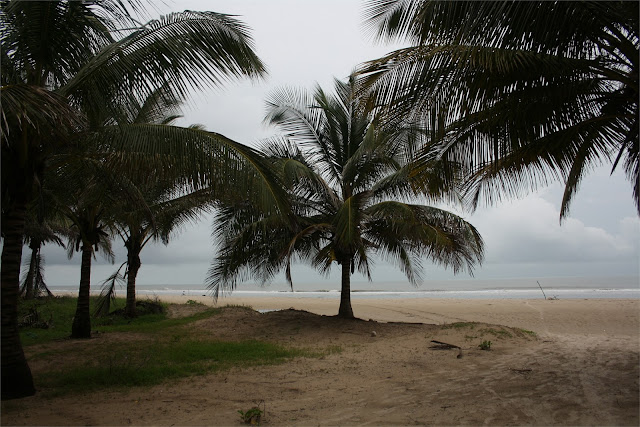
[[338, 257, 354, 318], [125, 249, 141, 318], [71, 244, 93, 338], [1, 201, 36, 399]]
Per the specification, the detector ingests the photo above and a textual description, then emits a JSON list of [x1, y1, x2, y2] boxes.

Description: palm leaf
[[60, 10, 266, 119], [360, 0, 639, 216], [94, 263, 126, 317]]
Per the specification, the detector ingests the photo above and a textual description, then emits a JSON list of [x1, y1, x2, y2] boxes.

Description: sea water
[[49, 276, 639, 300]]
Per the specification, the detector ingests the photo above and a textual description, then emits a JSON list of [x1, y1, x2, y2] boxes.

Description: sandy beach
[[2, 296, 638, 426], [164, 294, 640, 337]]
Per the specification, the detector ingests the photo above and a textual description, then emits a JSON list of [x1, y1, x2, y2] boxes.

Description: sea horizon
[[48, 275, 640, 300]]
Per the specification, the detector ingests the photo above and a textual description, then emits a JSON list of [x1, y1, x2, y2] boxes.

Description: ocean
[[49, 275, 640, 300]]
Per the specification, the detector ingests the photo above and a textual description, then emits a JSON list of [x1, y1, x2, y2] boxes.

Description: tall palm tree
[[49, 155, 135, 338], [1, 0, 275, 399], [87, 84, 214, 318], [208, 77, 484, 318], [359, 0, 638, 219], [1, 84, 81, 400]]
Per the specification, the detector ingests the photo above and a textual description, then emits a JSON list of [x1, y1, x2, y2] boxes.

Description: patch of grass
[[519, 328, 537, 337], [94, 308, 220, 334], [323, 345, 342, 355], [444, 322, 477, 330], [19, 297, 337, 397], [18, 296, 223, 344], [479, 340, 492, 350], [306, 345, 343, 359], [479, 328, 513, 338], [93, 312, 167, 330], [239, 401, 265, 425], [221, 304, 255, 311], [39, 340, 307, 395], [18, 296, 87, 345], [30, 349, 58, 361]]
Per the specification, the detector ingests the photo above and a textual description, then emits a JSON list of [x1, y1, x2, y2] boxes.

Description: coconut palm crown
[[208, 77, 484, 318], [360, 0, 639, 219]]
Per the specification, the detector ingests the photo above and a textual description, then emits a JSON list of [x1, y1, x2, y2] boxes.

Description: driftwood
[[430, 340, 464, 358], [509, 368, 533, 374], [430, 340, 461, 349]]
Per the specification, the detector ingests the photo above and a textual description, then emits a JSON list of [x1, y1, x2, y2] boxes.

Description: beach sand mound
[[2, 302, 638, 426], [194, 306, 535, 351]]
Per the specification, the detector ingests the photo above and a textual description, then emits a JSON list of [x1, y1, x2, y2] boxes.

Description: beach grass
[[18, 296, 334, 397], [443, 321, 477, 329], [19, 296, 84, 345], [38, 339, 308, 396]]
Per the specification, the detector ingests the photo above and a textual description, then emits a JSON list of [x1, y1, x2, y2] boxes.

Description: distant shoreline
[[47, 274, 639, 298], [51, 287, 640, 300]]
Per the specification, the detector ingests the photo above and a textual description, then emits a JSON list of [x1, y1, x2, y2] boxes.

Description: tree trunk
[[71, 244, 93, 339], [1, 201, 36, 400], [338, 256, 354, 318], [125, 250, 141, 318], [22, 244, 38, 300]]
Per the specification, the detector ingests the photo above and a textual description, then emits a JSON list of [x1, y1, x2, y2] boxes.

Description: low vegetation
[[478, 340, 492, 351], [18, 296, 333, 397]]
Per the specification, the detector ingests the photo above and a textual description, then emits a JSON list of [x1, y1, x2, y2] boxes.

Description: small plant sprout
[[479, 340, 492, 351], [238, 400, 265, 425]]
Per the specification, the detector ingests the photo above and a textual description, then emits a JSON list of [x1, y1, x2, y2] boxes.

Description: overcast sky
[[39, 0, 639, 290]]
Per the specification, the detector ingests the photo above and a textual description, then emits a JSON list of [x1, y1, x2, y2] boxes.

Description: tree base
[[70, 317, 91, 339], [1, 363, 36, 400], [337, 309, 355, 319]]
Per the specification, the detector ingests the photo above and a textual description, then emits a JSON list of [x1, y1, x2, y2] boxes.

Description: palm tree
[[113, 88, 218, 318], [65, 202, 115, 338], [48, 155, 134, 338], [208, 77, 484, 318], [93, 182, 214, 318], [85, 84, 215, 318], [1, 0, 274, 399], [359, 0, 639, 219], [1, 84, 81, 399], [113, 182, 215, 317], [20, 214, 69, 299]]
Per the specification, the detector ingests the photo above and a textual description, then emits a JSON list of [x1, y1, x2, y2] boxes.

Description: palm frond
[[1, 0, 115, 87], [334, 192, 371, 254], [365, 201, 484, 280], [60, 10, 266, 120], [0, 84, 84, 146], [20, 248, 53, 298], [207, 212, 293, 300], [360, 0, 639, 217], [93, 262, 126, 317], [264, 86, 342, 184], [92, 124, 289, 216]]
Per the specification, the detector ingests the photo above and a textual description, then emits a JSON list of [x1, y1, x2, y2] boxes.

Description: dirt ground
[[2, 303, 639, 426]]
